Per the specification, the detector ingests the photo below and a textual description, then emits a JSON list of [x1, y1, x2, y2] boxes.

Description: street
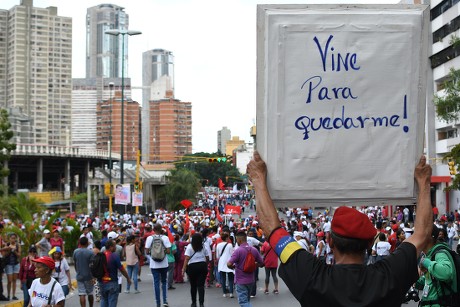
[[56, 265, 419, 307]]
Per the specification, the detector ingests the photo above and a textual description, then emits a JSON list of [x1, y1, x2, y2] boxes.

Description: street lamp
[[105, 29, 142, 184], [108, 82, 114, 220]]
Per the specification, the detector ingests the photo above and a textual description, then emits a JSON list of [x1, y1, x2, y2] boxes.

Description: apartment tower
[[0, 0, 72, 145], [142, 49, 175, 162]]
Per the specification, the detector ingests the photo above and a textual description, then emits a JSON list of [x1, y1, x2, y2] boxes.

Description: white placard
[[132, 192, 143, 207], [256, 4, 429, 206]]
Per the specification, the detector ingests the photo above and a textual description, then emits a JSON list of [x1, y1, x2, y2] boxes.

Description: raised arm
[[405, 156, 433, 257], [246, 151, 281, 238]]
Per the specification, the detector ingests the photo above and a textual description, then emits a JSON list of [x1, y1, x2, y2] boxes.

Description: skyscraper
[[218, 127, 231, 154], [142, 49, 175, 161], [0, 0, 72, 145], [86, 4, 129, 78]]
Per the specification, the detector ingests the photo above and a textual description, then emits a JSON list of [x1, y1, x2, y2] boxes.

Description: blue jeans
[[220, 271, 234, 295], [127, 264, 139, 291], [236, 283, 253, 307], [22, 282, 30, 307], [100, 281, 119, 307], [151, 267, 168, 306]]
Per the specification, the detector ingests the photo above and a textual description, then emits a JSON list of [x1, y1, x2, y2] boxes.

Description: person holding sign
[[246, 151, 432, 306]]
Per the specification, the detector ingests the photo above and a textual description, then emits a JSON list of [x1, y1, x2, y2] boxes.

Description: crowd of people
[[0, 154, 458, 306]]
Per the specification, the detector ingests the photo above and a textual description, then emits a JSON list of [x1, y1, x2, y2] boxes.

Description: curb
[[3, 280, 78, 307]]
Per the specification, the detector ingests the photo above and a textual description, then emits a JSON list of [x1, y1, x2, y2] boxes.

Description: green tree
[[0, 193, 43, 221], [176, 152, 244, 187], [434, 68, 460, 122], [0, 109, 16, 196], [71, 193, 87, 214], [160, 168, 200, 211]]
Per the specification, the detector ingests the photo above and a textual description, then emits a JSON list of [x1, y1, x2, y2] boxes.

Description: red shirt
[[261, 241, 278, 268]]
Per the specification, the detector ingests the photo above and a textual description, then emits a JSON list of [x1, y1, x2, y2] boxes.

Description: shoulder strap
[[47, 280, 57, 305], [220, 243, 229, 257]]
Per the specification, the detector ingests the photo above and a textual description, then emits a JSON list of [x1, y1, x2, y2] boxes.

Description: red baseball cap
[[331, 207, 376, 241], [32, 256, 55, 270], [316, 231, 325, 237]]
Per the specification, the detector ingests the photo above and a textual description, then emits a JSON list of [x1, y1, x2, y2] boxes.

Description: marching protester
[[50, 246, 72, 296], [98, 239, 131, 307], [261, 240, 279, 295], [19, 245, 37, 307], [5, 233, 21, 300], [73, 237, 95, 307], [29, 256, 65, 307], [216, 232, 234, 298], [246, 151, 433, 306], [182, 233, 209, 307], [145, 223, 171, 307], [227, 230, 264, 307], [35, 229, 51, 257], [124, 235, 141, 294], [414, 226, 457, 306]]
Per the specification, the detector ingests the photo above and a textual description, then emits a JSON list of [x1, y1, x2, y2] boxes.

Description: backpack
[[89, 252, 107, 279], [242, 246, 257, 273], [429, 245, 460, 306], [150, 235, 166, 262]]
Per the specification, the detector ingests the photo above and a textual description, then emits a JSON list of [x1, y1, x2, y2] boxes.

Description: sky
[[2, 0, 401, 153]]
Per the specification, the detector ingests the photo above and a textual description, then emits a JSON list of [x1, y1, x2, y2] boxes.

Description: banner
[[132, 192, 143, 207], [224, 205, 242, 215], [114, 184, 131, 205]]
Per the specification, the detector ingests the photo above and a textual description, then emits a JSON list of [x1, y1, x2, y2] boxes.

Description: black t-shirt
[[279, 242, 418, 307]]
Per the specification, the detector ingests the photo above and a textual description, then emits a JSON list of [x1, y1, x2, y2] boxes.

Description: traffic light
[[449, 161, 457, 175], [104, 183, 111, 195], [208, 157, 227, 163], [134, 181, 140, 192]]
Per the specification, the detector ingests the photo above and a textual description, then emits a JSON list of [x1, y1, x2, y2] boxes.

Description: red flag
[[180, 199, 193, 209], [215, 206, 223, 223], [184, 211, 190, 233], [218, 178, 225, 191], [224, 205, 242, 215], [164, 226, 174, 243]]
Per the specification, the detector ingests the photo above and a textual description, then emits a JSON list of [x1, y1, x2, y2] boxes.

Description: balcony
[[436, 136, 460, 153]]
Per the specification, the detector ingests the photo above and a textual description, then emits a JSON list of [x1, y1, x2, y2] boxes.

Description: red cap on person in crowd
[[32, 256, 55, 270], [331, 207, 377, 241], [316, 231, 325, 237], [391, 224, 399, 231]]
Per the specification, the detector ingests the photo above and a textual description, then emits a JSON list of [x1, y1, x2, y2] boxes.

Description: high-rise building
[[86, 4, 129, 78], [429, 0, 460, 212], [148, 98, 192, 163], [218, 127, 231, 154], [72, 78, 131, 149], [142, 49, 175, 162], [97, 90, 140, 162], [0, 0, 72, 145]]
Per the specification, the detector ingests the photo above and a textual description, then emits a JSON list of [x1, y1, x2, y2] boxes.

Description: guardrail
[[7, 144, 120, 160]]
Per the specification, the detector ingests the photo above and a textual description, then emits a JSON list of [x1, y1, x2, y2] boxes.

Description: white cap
[[43, 229, 50, 234], [108, 231, 119, 240], [293, 231, 304, 238]]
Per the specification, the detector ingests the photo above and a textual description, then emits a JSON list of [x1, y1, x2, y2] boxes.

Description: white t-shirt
[[52, 258, 70, 286], [246, 236, 261, 248], [145, 234, 171, 269], [185, 244, 208, 265], [216, 242, 234, 273], [373, 241, 391, 256], [29, 278, 65, 307], [202, 237, 213, 261]]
